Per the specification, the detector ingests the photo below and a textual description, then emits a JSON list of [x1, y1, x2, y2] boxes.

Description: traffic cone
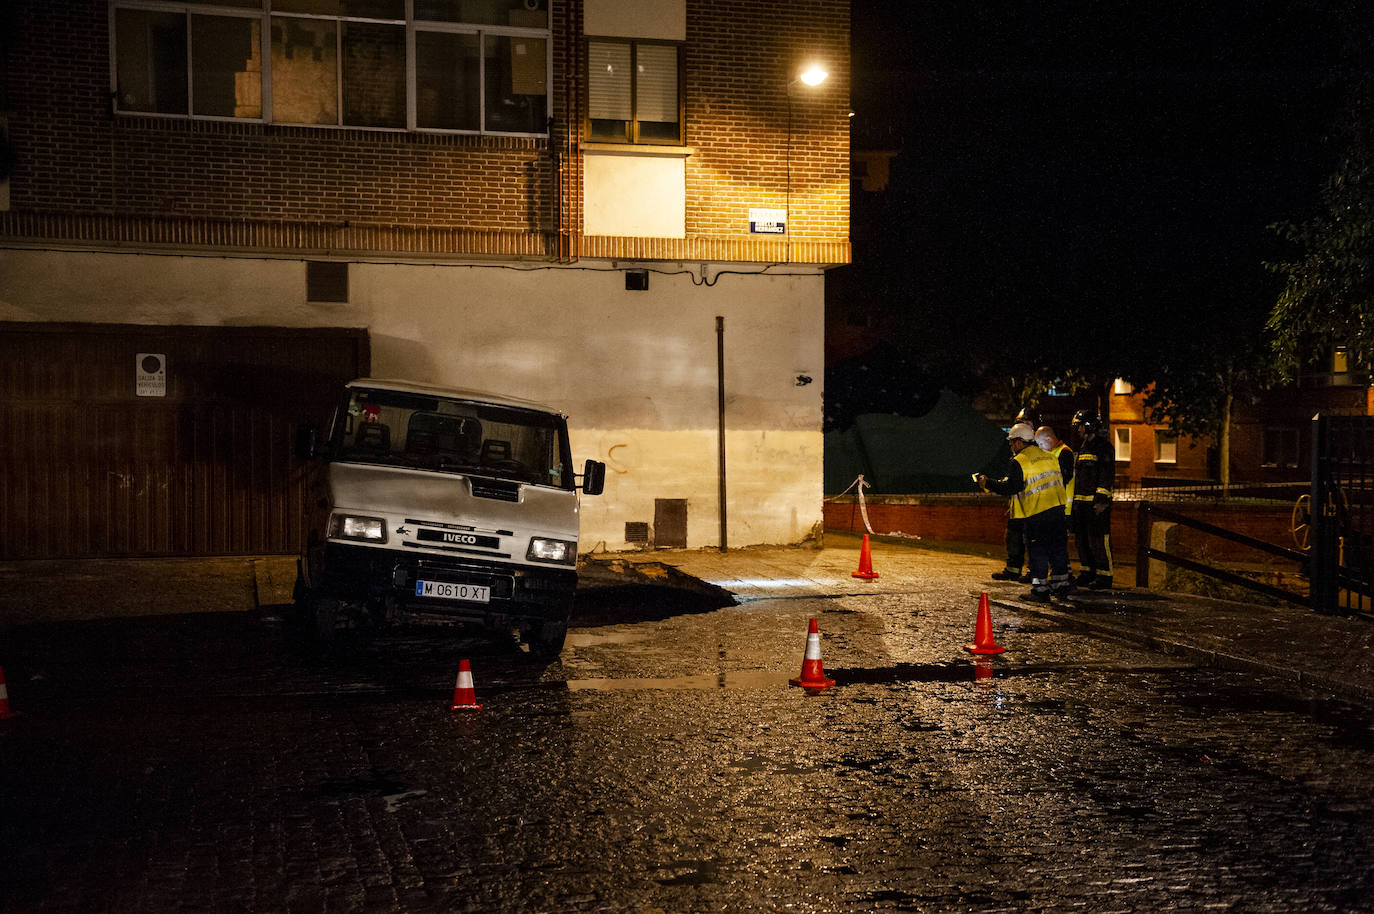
[[789, 618, 836, 691], [965, 593, 1006, 655], [851, 534, 879, 580], [0, 666, 17, 720], [449, 659, 483, 711]]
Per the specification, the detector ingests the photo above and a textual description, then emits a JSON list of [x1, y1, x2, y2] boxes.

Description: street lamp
[[796, 64, 828, 88], [786, 63, 828, 254]]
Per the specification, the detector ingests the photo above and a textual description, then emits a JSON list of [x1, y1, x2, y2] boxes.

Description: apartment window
[[1263, 428, 1300, 469], [111, 0, 550, 135], [1114, 427, 1131, 462], [586, 38, 682, 144], [1154, 430, 1177, 464]]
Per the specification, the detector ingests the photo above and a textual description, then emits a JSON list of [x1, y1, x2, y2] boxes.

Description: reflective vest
[[1052, 443, 1075, 515], [1013, 444, 1067, 518]]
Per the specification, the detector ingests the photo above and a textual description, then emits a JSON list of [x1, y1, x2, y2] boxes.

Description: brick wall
[[685, 0, 851, 244], [6, 3, 557, 235], [824, 497, 1299, 569], [1, 0, 850, 262]]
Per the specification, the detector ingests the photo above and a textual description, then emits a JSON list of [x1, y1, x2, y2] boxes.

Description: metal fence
[[1134, 501, 1309, 606], [1311, 414, 1374, 614]]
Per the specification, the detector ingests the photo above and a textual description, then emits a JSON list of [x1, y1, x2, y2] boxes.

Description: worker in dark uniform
[[1070, 409, 1115, 590], [977, 422, 1071, 602], [991, 406, 1039, 582]]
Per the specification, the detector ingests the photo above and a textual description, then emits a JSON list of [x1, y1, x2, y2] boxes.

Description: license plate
[[415, 580, 491, 603]]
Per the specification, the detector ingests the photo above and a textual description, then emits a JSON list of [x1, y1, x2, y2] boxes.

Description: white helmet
[[1007, 422, 1036, 442]]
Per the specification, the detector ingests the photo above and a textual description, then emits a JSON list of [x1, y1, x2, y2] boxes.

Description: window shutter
[[634, 44, 677, 123], [587, 41, 631, 120]]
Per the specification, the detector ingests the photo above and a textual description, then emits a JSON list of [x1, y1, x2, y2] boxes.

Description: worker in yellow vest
[[1036, 424, 1075, 514], [977, 422, 1072, 602], [991, 406, 1038, 582]]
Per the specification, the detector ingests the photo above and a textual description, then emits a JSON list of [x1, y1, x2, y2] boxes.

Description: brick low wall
[[824, 496, 1300, 568]]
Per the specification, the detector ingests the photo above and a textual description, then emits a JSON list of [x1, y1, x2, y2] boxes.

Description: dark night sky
[[831, 0, 1363, 409]]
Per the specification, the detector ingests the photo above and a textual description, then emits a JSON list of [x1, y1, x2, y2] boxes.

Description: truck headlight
[[329, 513, 387, 543], [527, 537, 575, 565]]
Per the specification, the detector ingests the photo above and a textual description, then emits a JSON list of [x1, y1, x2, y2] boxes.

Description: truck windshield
[[328, 387, 575, 489]]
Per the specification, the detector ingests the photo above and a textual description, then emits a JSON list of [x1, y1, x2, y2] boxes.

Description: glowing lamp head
[[797, 65, 828, 87]]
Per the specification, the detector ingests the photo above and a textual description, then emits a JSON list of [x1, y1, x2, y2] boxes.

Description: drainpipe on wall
[[717, 315, 728, 552]]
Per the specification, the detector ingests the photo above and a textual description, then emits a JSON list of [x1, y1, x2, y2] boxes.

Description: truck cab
[[294, 378, 605, 659]]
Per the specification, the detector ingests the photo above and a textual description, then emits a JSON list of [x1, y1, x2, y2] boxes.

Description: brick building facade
[[0, 0, 851, 559]]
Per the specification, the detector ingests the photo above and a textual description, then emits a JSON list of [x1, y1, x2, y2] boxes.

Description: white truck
[[293, 378, 605, 659]]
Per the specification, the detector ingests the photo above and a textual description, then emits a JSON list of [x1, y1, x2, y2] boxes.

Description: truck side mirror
[[295, 424, 319, 460], [581, 459, 606, 496]]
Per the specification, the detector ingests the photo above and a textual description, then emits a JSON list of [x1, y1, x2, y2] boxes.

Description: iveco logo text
[[443, 532, 481, 545]]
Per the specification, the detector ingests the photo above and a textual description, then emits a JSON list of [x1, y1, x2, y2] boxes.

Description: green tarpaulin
[[824, 390, 1008, 494]]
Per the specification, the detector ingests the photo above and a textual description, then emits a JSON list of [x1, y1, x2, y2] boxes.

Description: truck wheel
[[310, 597, 339, 642], [527, 619, 567, 661]]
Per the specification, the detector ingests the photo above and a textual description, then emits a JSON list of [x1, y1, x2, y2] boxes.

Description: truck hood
[[327, 462, 581, 541]]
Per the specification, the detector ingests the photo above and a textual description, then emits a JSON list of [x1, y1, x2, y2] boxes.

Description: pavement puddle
[[565, 670, 787, 691], [566, 630, 651, 648], [563, 660, 1193, 692], [830, 660, 1195, 685]]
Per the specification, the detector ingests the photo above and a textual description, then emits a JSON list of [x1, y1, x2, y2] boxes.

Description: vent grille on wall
[[625, 522, 650, 544], [307, 261, 349, 302]]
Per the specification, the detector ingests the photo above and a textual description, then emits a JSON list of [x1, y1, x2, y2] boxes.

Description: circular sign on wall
[[135, 352, 166, 397]]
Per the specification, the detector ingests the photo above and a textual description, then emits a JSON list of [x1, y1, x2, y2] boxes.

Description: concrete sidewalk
[[4, 533, 1373, 703]]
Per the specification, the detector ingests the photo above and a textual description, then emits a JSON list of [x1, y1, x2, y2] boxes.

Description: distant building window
[[1114, 427, 1131, 462], [1154, 430, 1177, 464], [111, 0, 549, 135], [1113, 378, 1133, 395], [307, 261, 349, 302], [1263, 428, 1300, 469], [586, 38, 682, 144]]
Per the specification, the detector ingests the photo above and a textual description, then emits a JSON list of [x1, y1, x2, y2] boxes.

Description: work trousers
[[1073, 502, 1113, 575], [1024, 508, 1070, 585], [1004, 516, 1027, 571]]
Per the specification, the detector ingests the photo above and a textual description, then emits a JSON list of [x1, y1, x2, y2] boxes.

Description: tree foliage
[[1268, 77, 1374, 377]]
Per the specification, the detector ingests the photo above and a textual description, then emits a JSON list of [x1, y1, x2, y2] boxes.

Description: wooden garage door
[[0, 323, 368, 559]]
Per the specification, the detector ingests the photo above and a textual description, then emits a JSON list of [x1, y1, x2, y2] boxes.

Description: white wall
[[584, 0, 686, 40], [0, 249, 825, 549], [583, 150, 686, 238]]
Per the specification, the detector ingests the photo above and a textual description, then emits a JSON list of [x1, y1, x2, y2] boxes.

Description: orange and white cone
[[966, 592, 1006, 655], [789, 618, 836, 691], [0, 665, 17, 719], [449, 659, 483, 711], [851, 534, 879, 580]]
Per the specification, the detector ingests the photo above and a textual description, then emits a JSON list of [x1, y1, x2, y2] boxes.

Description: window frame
[[1114, 426, 1132, 463], [108, 0, 552, 137], [584, 36, 684, 146], [1153, 429, 1178, 465], [1262, 427, 1300, 469]]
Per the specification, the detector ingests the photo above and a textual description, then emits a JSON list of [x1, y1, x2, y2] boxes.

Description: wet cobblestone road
[[5, 574, 1374, 912]]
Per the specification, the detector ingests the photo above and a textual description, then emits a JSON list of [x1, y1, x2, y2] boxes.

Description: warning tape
[[825, 474, 875, 535]]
